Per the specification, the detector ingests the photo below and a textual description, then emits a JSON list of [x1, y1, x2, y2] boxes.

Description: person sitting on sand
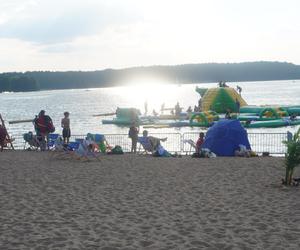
[[196, 132, 205, 154], [141, 130, 167, 153], [61, 111, 71, 144]]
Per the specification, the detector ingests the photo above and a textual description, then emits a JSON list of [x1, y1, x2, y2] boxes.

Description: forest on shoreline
[[1, 61, 300, 92]]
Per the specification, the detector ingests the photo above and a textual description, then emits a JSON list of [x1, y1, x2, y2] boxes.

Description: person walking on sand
[[128, 123, 139, 153], [61, 112, 71, 144]]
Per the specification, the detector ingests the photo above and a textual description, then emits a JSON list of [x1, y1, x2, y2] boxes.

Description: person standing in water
[[175, 102, 181, 116], [144, 100, 148, 116], [160, 103, 165, 114], [61, 112, 71, 144]]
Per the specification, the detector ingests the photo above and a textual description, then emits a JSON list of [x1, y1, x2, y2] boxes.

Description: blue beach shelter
[[202, 119, 251, 156]]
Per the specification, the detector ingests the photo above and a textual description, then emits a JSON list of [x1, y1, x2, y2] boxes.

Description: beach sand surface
[[0, 152, 300, 250]]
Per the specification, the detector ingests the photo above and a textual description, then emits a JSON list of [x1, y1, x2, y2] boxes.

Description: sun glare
[[112, 77, 181, 113]]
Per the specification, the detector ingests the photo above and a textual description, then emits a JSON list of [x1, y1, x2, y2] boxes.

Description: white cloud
[[0, 0, 300, 72]]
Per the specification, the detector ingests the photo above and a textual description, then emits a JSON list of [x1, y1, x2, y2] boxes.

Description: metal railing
[[182, 132, 288, 155], [11, 131, 288, 155]]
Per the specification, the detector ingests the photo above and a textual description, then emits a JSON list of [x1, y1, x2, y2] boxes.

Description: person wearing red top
[[196, 132, 205, 153]]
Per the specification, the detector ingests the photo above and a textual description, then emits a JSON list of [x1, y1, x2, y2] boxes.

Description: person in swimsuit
[[61, 112, 71, 144]]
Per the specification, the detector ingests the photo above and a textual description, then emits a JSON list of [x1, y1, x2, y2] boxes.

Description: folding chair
[[23, 132, 41, 151], [0, 114, 14, 151], [54, 140, 100, 162], [138, 136, 154, 154], [47, 133, 60, 150], [183, 139, 196, 154]]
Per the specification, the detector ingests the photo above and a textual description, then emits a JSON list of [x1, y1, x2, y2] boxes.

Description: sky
[[0, 0, 300, 72]]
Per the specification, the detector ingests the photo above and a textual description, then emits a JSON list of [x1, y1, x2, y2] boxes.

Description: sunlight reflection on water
[[1, 80, 300, 137]]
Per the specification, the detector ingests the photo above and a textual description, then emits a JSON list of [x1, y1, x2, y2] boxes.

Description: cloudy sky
[[0, 0, 299, 72]]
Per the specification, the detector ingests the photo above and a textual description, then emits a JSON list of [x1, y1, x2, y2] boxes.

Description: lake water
[[1, 80, 300, 139]]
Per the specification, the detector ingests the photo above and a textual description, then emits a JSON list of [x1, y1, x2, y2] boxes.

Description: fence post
[[180, 133, 184, 153], [287, 131, 293, 142]]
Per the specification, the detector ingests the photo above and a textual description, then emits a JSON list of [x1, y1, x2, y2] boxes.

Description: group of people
[[128, 124, 168, 154], [145, 100, 203, 117], [129, 121, 206, 157], [32, 110, 71, 150], [218, 81, 243, 96]]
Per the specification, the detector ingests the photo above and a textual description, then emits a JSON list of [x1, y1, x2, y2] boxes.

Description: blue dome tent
[[202, 120, 251, 156]]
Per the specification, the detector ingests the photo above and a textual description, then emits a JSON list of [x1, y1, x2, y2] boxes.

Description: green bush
[[283, 128, 300, 185]]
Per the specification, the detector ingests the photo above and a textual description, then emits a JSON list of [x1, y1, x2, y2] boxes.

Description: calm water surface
[[1, 80, 300, 137]]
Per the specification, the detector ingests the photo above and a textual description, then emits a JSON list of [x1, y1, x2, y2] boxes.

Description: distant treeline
[[0, 75, 38, 92], [1, 61, 300, 92]]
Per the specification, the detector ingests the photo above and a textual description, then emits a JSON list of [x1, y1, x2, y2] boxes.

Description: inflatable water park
[[100, 85, 300, 129]]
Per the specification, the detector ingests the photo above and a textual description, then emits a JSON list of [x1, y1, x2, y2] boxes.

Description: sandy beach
[[0, 152, 300, 250]]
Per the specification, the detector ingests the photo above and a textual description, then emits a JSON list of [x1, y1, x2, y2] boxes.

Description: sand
[[0, 151, 300, 250]]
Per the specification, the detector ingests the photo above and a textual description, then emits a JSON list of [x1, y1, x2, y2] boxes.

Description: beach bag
[[111, 145, 124, 154], [45, 116, 55, 133]]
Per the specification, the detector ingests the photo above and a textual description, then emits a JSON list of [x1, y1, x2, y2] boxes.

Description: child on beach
[[128, 123, 139, 153], [196, 132, 205, 154], [61, 112, 71, 144]]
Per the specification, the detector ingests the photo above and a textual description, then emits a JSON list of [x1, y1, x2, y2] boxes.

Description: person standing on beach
[[128, 123, 139, 153], [61, 112, 71, 144], [34, 110, 55, 150]]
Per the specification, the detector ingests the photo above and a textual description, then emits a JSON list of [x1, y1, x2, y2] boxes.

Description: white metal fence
[[11, 131, 289, 155]]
